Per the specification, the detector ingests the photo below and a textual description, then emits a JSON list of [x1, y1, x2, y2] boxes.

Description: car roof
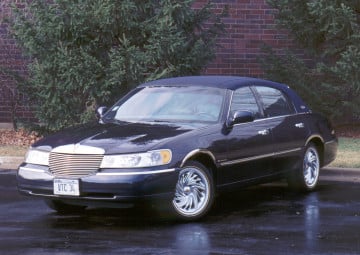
[[139, 76, 288, 91]]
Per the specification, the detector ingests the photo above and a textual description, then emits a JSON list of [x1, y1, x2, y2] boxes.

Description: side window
[[230, 87, 261, 119], [255, 86, 293, 117]]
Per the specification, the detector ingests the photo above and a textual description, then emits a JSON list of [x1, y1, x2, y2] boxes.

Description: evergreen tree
[[11, 0, 226, 131], [260, 0, 360, 124]]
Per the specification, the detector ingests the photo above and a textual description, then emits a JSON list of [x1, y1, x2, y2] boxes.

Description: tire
[[171, 161, 215, 221], [287, 143, 320, 192], [45, 199, 86, 215]]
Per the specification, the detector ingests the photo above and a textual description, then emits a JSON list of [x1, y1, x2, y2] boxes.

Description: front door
[[217, 86, 275, 186]]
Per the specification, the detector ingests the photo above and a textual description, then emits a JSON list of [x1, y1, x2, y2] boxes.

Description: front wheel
[[171, 161, 215, 221], [287, 143, 320, 191]]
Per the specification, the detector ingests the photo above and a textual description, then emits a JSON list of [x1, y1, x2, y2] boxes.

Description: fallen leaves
[[0, 129, 42, 146], [335, 125, 360, 138]]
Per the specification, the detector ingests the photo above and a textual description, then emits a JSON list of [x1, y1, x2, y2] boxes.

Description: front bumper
[[17, 163, 179, 205]]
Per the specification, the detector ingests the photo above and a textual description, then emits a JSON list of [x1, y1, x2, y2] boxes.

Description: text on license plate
[[53, 179, 80, 196]]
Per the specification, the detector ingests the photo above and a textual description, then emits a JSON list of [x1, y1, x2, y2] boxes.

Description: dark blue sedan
[[17, 76, 338, 221]]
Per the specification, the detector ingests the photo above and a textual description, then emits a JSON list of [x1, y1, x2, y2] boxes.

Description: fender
[[180, 149, 217, 168]]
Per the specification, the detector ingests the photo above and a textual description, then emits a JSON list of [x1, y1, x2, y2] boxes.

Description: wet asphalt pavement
[[1, 169, 360, 255]]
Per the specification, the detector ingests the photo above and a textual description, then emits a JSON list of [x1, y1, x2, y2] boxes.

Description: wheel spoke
[[191, 193, 198, 209], [175, 196, 188, 208]]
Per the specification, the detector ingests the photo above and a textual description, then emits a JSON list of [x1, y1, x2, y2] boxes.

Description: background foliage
[[10, 0, 225, 132], [260, 0, 360, 125]]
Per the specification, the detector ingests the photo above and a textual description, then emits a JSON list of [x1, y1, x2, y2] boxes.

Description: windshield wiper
[[102, 119, 129, 125], [152, 120, 171, 123]]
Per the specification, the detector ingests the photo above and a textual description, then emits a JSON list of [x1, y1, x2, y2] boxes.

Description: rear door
[[253, 86, 309, 172]]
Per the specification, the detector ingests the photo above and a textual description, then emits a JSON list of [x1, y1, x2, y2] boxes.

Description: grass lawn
[[0, 145, 28, 157], [329, 137, 360, 168], [0, 137, 359, 168]]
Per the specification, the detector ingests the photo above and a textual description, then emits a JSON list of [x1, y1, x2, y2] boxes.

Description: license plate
[[53, 179, 80, 196]]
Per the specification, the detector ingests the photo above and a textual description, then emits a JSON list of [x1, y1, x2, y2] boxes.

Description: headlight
[[25, 148, 50, 166], [100, 149, 172, 168]]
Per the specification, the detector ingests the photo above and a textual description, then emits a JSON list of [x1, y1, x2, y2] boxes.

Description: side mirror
[[96, 106, 108, 119], [226, 110, 254, 127]]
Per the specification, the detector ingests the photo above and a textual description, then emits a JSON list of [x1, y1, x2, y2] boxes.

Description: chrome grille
[[49, 152, 103, 178]]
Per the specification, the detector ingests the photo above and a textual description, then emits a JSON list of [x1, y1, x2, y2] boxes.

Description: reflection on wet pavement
[[1, 171, 360, 254]]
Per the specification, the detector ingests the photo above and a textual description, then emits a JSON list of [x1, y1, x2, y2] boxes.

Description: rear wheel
[[45, 199, 86, 214], [287, 143, 320, 191], [171, 161, 215, 221]]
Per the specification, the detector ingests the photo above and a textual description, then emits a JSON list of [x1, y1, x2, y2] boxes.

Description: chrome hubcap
[[303, 147, 319, 187], [173, 168, 209, 216], [183, 186, 191, 194]]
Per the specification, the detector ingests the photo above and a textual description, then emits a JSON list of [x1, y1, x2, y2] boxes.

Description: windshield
[[104, 86, 225, 124]]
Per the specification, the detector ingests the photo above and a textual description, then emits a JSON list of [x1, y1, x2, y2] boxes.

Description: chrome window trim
[[226, 90, 234, 123], [227, 84, 312, 128], [253, 112, 311, 122], [230, 112, 311, 127]]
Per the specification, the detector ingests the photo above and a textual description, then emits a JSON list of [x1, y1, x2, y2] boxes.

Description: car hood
[[33, 122, 195, 154]]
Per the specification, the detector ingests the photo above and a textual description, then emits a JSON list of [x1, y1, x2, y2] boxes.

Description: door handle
[[258, 129, 270, 135], [295, 123, 304, 128]]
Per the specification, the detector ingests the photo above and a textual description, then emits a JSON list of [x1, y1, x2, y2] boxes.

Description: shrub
[[10, 0, 226, 132], [260, 0, 360, 124]]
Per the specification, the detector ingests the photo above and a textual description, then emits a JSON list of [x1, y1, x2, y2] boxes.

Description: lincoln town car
[[17, 76, 338, 221]]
